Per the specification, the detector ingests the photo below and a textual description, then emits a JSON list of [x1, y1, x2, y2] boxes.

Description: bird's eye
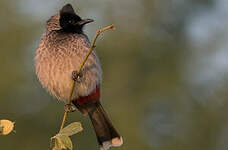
[[68, 20, 75, 24]]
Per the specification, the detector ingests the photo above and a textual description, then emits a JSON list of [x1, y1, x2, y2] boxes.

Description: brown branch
[[59, 24, 115, 131]]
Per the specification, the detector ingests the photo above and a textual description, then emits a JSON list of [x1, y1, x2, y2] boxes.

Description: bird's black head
[[59, 4, 94, 33]]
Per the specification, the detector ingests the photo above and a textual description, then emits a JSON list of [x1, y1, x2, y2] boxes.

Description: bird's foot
[[64, 104, 76, 113], [72, 70, 83, 83]]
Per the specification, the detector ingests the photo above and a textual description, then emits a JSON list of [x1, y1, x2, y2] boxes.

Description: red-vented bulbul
[[35, 4, 123, 150]]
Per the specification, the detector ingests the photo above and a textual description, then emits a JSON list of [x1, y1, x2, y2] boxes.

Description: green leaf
[[59, 122, 83, 137], [55, 138, 62, 150], [50, 122, 82, 149], [58, 135, 73, 150], [53, 135, 73, 150]]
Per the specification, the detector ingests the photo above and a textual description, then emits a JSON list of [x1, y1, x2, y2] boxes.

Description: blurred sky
[[1, 0, 228, 150]]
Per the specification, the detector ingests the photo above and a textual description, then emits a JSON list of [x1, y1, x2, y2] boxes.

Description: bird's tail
[[85, 101, 123, 150]]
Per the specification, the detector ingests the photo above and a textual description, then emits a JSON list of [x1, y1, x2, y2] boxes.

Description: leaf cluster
[[51, 122, 83, 150]]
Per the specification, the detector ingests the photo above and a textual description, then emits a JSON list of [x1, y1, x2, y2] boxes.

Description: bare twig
[[59, 24, 115, 131]]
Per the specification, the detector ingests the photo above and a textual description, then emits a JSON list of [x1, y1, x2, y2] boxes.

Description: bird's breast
[[35, 35, 102, 101]]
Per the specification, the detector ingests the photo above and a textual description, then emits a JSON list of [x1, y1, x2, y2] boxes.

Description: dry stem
[[59, 24, 115, 131]]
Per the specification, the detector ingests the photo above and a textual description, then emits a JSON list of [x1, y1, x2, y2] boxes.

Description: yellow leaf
[[0, 119, 15, 135]]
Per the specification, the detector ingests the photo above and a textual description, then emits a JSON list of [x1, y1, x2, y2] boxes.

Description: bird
[[34, 3, 123, 150]]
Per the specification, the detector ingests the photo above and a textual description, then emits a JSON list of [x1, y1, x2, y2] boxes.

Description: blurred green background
[[1, 0, 228, 150]]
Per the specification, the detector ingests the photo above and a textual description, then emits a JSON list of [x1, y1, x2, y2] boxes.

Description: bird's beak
[[76, 19, 94, 26]]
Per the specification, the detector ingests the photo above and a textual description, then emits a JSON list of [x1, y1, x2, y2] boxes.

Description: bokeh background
[[1, 0, 228, 150]]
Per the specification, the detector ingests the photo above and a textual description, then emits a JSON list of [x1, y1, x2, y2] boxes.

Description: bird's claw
[[72, 70, 82, 82], [64, 104, 76, 113]]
